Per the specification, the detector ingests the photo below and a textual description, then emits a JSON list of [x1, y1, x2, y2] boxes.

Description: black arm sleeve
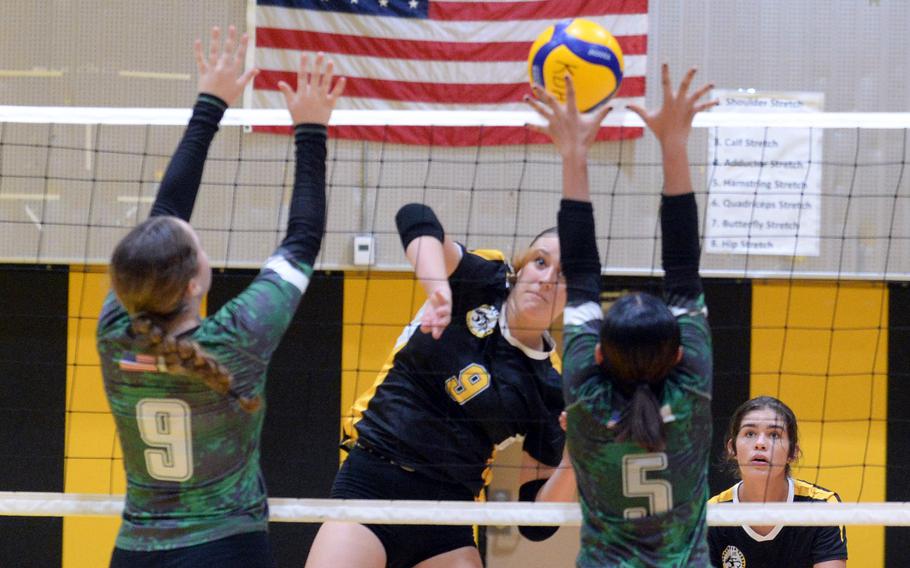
[[558, 199, 601, 305], [660, 193, 702, 297], [280, 123, 328, 267], [150, 93, 227, 220], [395, 203, 445, 250], [516, 479, 560, 541]]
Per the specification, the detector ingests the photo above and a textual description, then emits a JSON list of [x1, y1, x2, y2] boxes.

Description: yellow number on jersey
[[445, 363, 491, 405]]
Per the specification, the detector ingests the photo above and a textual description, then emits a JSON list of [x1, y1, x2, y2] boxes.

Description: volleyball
[[527, 19, 624, 112]]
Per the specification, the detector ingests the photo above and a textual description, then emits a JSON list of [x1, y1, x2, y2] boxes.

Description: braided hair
[[110, 216, 260, 413]]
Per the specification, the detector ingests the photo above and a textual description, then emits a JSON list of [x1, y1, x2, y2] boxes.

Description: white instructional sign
[[705, 90, 824, 256]]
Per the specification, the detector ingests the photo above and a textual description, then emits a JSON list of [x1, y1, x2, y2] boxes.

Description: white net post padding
[[2, 492, 910, 527]]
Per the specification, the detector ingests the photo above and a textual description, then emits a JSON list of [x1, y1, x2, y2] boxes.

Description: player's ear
[[594, 342, 604, 366], [186, 278, 202, 299], [789, 443, 799, 463], [726, 439, 736, 458]]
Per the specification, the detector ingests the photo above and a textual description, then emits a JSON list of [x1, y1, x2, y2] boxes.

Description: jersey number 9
[[136, 398, 194, 482], [445, 363, 491, 405]]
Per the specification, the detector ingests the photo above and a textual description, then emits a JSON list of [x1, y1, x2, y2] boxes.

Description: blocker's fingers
[[660, 63, 672, 104], [329, 75, 347, 99], [235, 33, 250, 65], [524, 93, 552, 117], [694, 99, 720, 114], [222, 25, 238, 61], [689, 82, 715, 105], [297, 53, 310, 93], [524, 122, 548, 136], [322, 60, 335, 94], [532, 83, 561, 111], [193, 39, 206, 73], [564, 74, 579, 112], [626, 103, 648, 123], [589, 104, 613, 130], [313, 52, 326, 89], [208, 26, 221, 66], [677, 67, 698, 98]]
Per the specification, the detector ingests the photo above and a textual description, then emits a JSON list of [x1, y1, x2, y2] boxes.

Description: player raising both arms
[[97, 26, 344, 568], [527, 65, 718, 566]]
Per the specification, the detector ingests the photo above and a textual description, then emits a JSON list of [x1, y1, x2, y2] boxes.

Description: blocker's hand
[[524, 75, 612, 159], [194, 25, 258, 106], [626, 64, 718, 149], [278, 52, 347, 126]]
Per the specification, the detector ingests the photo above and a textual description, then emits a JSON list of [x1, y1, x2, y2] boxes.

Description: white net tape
[[2, 107, 910, 128], [2, 493, 908, 526]]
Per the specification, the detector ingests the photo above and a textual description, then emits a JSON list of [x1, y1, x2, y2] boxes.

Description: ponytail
[[615, 383, 665, 451], [600, 292, 680, 452], [131, 315, 261, 413]]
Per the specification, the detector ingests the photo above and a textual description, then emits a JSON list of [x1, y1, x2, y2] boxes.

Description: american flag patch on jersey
[[118, 353, 165, 373]]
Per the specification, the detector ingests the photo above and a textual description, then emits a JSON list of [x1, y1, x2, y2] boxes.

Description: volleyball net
[[3, 493, 910, 527], [1, 106, 909, 537]]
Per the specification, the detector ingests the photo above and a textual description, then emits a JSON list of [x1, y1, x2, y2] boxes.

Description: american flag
[[251, 0, 648, 145], [118, 353, 165, 373]]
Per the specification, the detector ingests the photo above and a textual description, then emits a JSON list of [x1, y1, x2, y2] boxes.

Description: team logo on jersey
[[466, 305, 499, 338], [721, 545, 746, 568]]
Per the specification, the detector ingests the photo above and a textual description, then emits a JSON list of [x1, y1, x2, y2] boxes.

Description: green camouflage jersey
[[562, 292, 713, 567], [97, 251, 312, 551], [558, 193, 712, 567]]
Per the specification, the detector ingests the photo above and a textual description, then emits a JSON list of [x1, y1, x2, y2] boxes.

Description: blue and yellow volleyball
[[528, 19, 624, 112]]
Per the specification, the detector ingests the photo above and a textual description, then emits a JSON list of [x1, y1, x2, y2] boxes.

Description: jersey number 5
[[136, 398, 194, 482], [622, 452, 673, 519]]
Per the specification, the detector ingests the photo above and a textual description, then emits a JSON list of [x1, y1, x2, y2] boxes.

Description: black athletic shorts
[[109, 530, 274, 568], [331, 445, 476, 568]]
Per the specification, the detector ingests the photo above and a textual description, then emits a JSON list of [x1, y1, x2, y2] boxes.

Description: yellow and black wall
[[0, 266, 905, 567], [0, 265, 343, 568], [0, 265, 68, 567]]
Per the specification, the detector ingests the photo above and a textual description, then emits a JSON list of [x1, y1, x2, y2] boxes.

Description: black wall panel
[[0, 265, 68, 566], [207, 269, 343, 565], [886, 282, 910, 567]]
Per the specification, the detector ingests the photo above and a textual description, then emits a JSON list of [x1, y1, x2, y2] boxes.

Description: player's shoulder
[[468, 248, 507, 263], [708, 484, 737, 504], [792, 478, 841, 503], [450, 247, 510, 297], [97, 291, 130, 336]]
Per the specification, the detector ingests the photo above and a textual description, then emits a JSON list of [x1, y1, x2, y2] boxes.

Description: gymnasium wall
[[0, 265, 342, 568], [1, 2, 909, 276], [1, 265, 898, 566], [1, 1, 909, 567], [324, 273, 897, 567]]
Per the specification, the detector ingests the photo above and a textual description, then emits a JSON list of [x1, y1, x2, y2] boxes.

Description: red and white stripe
[[251, 0, 649, 145]]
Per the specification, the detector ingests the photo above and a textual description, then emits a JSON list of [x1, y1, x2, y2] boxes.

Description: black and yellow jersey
[[708, 478, 847, 567], [344, 247, 565, 495]]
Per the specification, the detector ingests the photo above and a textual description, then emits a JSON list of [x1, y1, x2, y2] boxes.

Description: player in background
[[708, 396, 847, 567], [527, 64, 718, 566], [97, 25, 344, 568]]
